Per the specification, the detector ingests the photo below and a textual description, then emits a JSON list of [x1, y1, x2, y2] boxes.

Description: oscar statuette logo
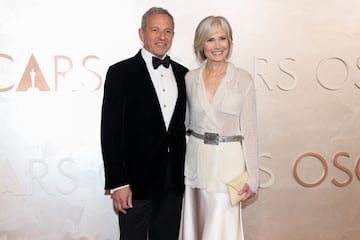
[[16, 54, 50, 91]]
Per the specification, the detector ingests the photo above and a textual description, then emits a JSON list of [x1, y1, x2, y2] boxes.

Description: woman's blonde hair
[[193, 16, 233, 63]]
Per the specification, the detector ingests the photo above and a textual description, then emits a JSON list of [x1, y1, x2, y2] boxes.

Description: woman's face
[[203, 27, 229, 63]]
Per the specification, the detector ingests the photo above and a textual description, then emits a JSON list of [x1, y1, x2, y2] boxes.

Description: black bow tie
[[152, 56, 170, 69]]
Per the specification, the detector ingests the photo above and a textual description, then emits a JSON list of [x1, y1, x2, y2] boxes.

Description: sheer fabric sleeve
[[241, 80, 259, 193]]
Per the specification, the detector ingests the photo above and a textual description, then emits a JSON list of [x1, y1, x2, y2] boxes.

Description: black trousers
[[119, 156, 183, 240], [119, 191, 182, 240]]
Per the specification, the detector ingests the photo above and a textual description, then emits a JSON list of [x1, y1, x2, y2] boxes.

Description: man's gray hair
[[141, 7, 174, 30]]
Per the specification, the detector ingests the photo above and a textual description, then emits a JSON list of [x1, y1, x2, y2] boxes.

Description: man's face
[[139, 14, 174, 58]]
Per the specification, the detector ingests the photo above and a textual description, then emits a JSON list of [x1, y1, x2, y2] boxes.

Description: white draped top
[[184, 62, 259, 193]]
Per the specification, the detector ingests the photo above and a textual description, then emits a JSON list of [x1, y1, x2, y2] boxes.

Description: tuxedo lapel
[[132, 52, 167, 131], [168, 60, 186, 131]]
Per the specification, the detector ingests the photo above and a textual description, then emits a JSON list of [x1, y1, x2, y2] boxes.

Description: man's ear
[[138, 28, 144, 43]]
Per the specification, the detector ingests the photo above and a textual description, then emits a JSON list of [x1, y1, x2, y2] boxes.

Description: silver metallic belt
[[187, 130, 244, 145]]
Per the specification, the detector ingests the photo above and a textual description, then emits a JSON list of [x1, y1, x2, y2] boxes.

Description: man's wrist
[[110, 184, 129, 194]]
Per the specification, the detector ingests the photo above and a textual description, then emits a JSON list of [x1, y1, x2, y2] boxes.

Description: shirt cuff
[[110, 184, 129, 194]]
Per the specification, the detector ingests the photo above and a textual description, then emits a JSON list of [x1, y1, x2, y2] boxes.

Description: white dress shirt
[[141, 48, 178, 130]]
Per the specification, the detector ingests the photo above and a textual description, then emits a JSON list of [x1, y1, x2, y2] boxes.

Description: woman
[[181, 16, 259, 240]]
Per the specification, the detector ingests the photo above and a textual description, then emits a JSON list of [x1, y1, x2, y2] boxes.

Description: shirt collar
[[141, 48, 169, 67]]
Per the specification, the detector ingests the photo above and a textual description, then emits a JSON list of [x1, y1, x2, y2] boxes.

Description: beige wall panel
[[1, 0, 359, 239]]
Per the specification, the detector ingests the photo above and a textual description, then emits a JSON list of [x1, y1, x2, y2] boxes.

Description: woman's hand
[[239, 184, 256, 202]]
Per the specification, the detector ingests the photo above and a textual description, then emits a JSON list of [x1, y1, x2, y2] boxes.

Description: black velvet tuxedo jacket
[[101, 50, 188, 199]]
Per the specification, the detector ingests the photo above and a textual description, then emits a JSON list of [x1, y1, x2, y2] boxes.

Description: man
[[100, 7, 188, 240]]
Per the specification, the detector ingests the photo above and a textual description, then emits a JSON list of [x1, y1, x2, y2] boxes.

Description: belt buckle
[[204, 132, 219, 145]]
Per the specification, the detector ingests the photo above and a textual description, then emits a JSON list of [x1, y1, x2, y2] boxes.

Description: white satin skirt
[[179, 186, 244, 240]]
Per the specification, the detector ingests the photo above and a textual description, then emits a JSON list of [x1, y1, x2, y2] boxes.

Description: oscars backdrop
[[1, 0, 360, 239]]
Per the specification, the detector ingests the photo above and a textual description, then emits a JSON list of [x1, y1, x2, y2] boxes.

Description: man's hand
[[112, 186, 133, 214]]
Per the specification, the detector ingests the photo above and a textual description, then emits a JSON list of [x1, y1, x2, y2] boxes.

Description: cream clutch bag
[[226, 171, 249, 205]]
